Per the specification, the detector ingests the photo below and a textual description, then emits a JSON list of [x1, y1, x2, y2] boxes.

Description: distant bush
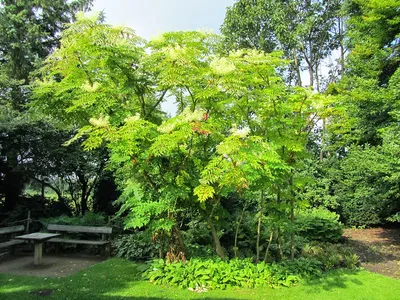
[[295, 208, 343, 243], [40, 212, 108, 227]]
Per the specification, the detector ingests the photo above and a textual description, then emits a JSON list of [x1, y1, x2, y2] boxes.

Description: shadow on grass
[[301, 269, 363, 295], [0, 258, 243, 300]]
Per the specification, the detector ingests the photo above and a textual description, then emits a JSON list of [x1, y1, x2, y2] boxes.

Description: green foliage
[[114, 231, 155, 260], [295, 208, 343, 243], [302, 242, 359, 270], [40, 212, 107, 227], [386, 213, 400, 223], [2, 258, 400, 300], [222, 0, 342, 86], [32, 12, 147, 127], [143, 257, 323, 290], [0, 0, 93, 213]]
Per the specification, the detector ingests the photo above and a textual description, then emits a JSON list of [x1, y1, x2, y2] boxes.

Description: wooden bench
[[47, 224, 112, 256], [0, 225, 26, 254]]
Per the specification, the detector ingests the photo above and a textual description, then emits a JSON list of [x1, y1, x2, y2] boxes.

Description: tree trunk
[[293, 50, 302, 87], [41, 182, 45, 202], [309, 63, 314, 88], [81, 180, 88, 215], [290, 197, 295, 260], [264, 229, 274, 262], [207, 217, 225, 259], [256, 190, 264, 263], [276, 187, 283, 260], [338, 16, 345, 74], [289, 175, 295, 260], [77, 172, 89, 215], [234, 198, 249, 258], [277, 226, 284, 260], [170, 224, 186, 259], [3, 170, 22, 211], [320, 118, 326, 161]]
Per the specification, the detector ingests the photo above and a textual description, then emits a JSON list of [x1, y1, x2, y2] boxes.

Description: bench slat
[[0, 225, 24, 235], [48, 224, 112, 234], [48, 238, 109, 246], [0, 239, 25, 249]]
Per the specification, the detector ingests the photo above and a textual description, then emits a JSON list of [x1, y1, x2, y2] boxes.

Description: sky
[[93, 0, 235, 39]]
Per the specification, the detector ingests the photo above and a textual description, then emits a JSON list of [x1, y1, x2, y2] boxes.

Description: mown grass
[[0, 258, 399, 299]]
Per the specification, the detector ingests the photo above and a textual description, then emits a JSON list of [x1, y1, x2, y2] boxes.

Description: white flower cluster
[[124, 113, 141, 123], [158, 109, 206, 133], [82, 82, 100, 92], [89, 115, 109, 127], [210, 57, 236, 75], [158, 121, 177, 133], [164, 45, 185, 61], [230, 125, 250, 138], [182, 109, 206, 122]]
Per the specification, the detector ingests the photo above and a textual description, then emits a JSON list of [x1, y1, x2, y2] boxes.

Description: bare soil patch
[[344, 228, 400, 279], [0, 251, 105, 277]]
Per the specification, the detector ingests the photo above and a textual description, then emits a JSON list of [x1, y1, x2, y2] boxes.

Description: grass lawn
[[0, 258, 399, 300]]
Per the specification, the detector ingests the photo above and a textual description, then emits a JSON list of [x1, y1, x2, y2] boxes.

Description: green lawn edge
[[1, 258, 399, 300]]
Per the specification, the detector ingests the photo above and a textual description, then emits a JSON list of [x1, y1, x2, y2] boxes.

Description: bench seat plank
[[48, 238, 109, 246], [0, 225, 24, 235], [0, 239, 25, 249], [48, 224, 112, 234]]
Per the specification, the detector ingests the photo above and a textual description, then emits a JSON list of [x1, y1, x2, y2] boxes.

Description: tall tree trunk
[[41, 182, 45, 202], [308, 63, 314, 88], [277, 226, 284, 260], [81, 181, 88, 215], [338, 16, 345, 74], [315, 64, 320, 92], [276, 187, 284, 260], [290, 197, 295, 260], [207, 216, 225, 259], [320, 118, 326, 161], [289, 175, 295, 260], [234, 202, 247, 258], [293, 50, 302, 87], [77, 172, 89, 215], [256, 190, 264, 263], [264, 229, 274, 262], [4, 170, 22, 211], [171, 224, 186, 258]]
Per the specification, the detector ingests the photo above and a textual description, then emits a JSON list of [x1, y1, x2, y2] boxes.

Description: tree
[[33, 11, 331, 259], [304, 0, 400, 226], [0, 0, 93, 212], [221, 0, 342, 89]]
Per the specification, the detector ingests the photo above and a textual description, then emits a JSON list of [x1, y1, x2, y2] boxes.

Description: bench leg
[[34, 243, 43, 265]]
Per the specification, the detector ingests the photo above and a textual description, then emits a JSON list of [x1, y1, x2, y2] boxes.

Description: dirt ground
[[0, 250, 105, 277], [344, 228, 400, 279]]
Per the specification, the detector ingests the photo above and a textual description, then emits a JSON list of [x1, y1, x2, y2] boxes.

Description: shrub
[[302, 242, 359, 270], [143, 257, 323, 290], [115, 231, 154, 260], [40, 212, 107, 227], [295, 208, 343, 243]]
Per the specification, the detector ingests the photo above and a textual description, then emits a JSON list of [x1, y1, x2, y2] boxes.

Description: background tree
[[222, 0, 343, 88], [302, 0, 400, 226], [0, 0, 93, 213]]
